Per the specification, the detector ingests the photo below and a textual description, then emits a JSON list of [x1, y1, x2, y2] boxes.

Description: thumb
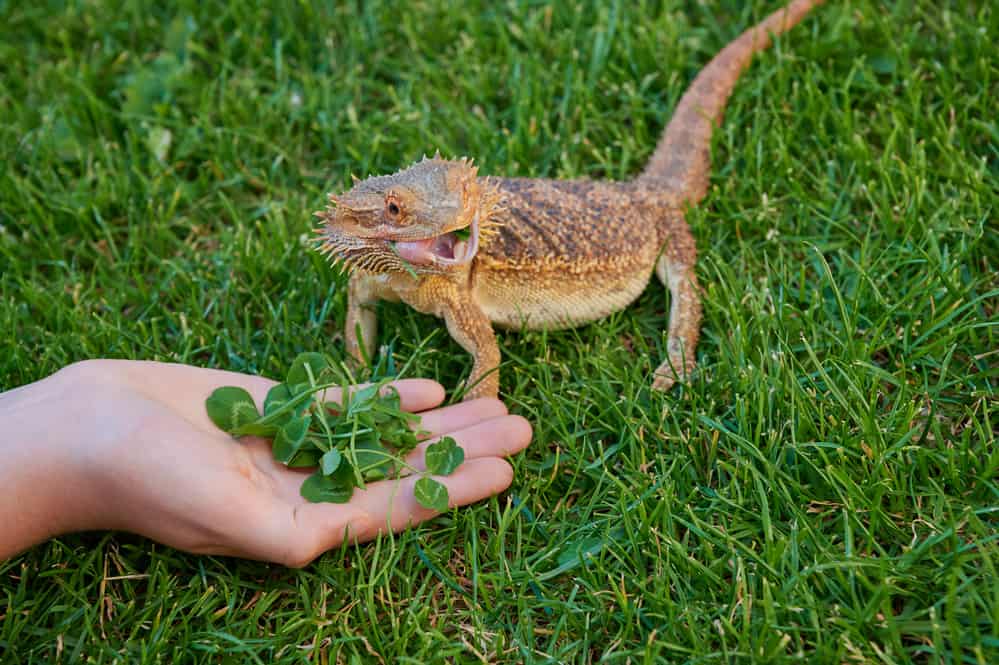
[[268, 502, 373, 568]]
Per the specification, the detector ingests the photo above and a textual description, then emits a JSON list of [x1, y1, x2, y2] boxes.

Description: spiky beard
[[314, 229, 414, 275]]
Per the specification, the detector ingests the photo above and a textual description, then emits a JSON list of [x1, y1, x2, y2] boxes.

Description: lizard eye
[[385, 196, 411, 226], [384, 195, 405, 222]]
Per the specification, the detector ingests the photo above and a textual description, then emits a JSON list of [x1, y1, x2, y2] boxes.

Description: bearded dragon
[[316, 0, 823, 400]]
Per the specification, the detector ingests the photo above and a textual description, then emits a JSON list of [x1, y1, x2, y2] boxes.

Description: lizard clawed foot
[[652, 352, 695, 392], [342, 350, 370, 379]]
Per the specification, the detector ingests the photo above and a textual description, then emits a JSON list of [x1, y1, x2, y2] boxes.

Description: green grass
[[2, 0, 997, 662]]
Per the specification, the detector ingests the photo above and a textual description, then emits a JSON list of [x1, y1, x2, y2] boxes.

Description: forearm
[[0, 370, 100, 558]]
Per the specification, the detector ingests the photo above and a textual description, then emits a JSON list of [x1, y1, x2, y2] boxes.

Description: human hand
[[0, 360, 532, 566]]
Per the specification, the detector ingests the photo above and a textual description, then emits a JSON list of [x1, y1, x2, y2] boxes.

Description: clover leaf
[[205, 352, 467, 510], [263, 383, 296, 417], [272, 414, 311, 463], [287, 352, 328, 387], [414, 477, 449, 512], [300, 471, 353, 504], [424, 436, 464, 476], [320, 449, 343, 476], [205, 386, 260, 433]]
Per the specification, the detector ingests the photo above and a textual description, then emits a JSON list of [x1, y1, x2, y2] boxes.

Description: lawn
[[1, 0, 996, 662]]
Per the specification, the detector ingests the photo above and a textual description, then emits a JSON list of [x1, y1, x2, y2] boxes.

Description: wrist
[[0, 363, 110, 557]]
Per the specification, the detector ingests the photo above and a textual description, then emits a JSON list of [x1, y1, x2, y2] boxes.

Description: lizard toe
[[652, 356, 694, 392]]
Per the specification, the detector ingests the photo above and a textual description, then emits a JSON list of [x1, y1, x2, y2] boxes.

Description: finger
[[116, 360, 279, 409], [371, 379, 446, 414], [119, 360, 445, 411], [337, 457, 515, 545], [401, 414, 532, 475], [261, 455, 517, 566], [115, 360, 445, 431], [319, 381, 447, 417], [412, 397, 508, 439], [265, 410, 531, 501]]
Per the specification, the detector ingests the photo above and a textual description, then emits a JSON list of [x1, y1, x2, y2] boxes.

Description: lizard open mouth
[[391, 211, 480, 268]]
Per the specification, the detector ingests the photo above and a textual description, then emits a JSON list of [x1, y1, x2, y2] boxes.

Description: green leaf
[[345, 383, 380, 414], [261, 383, 310, 427], [287, 352, 328, 387], [353, 434, 393, 481], [377, 385, 401, 411], [230, 422, 279, 438], [328, 455, 356, 485], [320, 449, 343, 476], [205, 386, 260, 433], [392, 429, 421, 454], [272, 414, 311, 463], [414, 477, 449, 512], [320, 402, 344, 428], [369, 405, 397, 425], [286, 449, 322, 468], [300, 471, 353, 504], [263, 383, 296, 416], [424, 436, 464, 476]]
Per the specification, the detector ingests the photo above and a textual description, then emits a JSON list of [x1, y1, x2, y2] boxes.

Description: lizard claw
[[652, 354, 694, 392], [652, 369, 678, 392]]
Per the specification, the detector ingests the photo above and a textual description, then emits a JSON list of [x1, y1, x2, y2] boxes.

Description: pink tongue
[[394, 234, 457, 264], [394, 238, 436, 264]]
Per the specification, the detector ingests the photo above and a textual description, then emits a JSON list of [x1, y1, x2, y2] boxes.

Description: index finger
[[114, 360, 446, 430]]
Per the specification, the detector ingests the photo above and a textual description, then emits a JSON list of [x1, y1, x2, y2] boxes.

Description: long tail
[[636, 0, 823, 204]]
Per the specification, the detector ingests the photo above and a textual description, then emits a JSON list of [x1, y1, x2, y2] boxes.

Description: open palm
[[7, 360, 531, 566]]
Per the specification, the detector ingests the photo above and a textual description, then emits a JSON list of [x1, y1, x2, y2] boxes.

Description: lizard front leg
[[344, 273, 395, 366], [438, 289, 501, 400], [653, 211, 702, 391]]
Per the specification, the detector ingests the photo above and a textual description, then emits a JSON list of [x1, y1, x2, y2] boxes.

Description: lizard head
[[315, 155, 502, 276]]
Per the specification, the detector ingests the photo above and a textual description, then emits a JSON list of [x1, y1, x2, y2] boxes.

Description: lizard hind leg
[[652, 217, 702, 391]]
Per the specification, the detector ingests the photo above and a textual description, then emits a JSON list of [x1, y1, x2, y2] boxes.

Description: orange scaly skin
[[317, 0, 824, 400]]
